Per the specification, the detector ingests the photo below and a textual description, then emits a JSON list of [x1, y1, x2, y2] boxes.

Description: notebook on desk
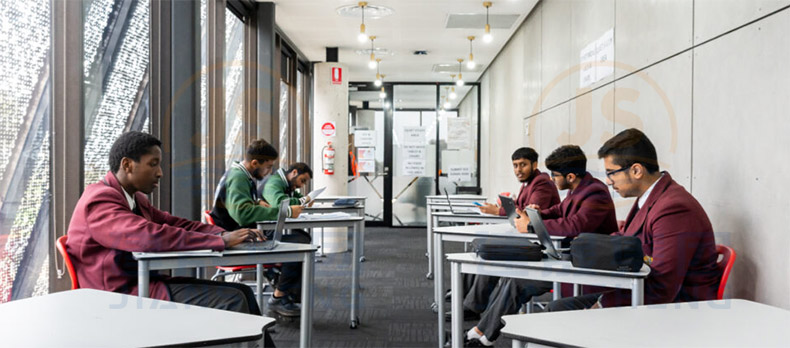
[[230, 201, 288, 251]]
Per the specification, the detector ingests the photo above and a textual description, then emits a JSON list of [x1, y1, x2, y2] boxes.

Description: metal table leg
[[450, 261, 463, 348], [138, 261, 150, 298], [299, 252, 315, 348], [350, 221, 361, 328], [435, 233, 445, 347]]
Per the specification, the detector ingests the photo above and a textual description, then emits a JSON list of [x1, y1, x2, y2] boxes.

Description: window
[[279, 51, 291, 168], [0, 0, 52, 301], [82, 0, 151, 186], [224, 8, 244, 169]]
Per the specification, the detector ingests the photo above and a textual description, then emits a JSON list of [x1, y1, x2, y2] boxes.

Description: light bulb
[[450, 91, 457, 100], [368, 60, 377, 69], [358, 32, 368, 42], [374, 79, 382, 87], [379, 91, 386, 98], [483, 33, 493, 43], [456, 79, 464, 86], [467, 60, 476, 69], [443, 101, 451, 109], [383, 101, 390, 108]]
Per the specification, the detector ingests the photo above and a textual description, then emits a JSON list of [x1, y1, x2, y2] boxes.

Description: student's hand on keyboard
[[222, 228, 265, 248], [479, 203, 500, 215]]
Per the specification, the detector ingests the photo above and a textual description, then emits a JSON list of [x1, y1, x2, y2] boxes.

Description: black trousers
[[546, 293, 603, 312], [475, 278, 553, 341], [462, 275, 500, 313], [164, 277, 276, 347], [269, 229, 312, 294]]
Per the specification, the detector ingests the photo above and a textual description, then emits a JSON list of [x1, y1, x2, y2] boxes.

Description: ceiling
[[269, 0, 539, 83]]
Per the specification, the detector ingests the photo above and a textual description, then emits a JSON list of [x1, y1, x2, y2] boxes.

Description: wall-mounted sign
[[321, 122, 336, 137], [354, 130, 376, 147], [331, 67, 342, 85], [449, 165, 473, 182]]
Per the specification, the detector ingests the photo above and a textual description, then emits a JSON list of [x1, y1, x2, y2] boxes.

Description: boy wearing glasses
[[546, 128, 720, 311]]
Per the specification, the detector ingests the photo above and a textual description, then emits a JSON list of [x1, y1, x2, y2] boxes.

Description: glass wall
[[438, 85, 479, 195], [224, 8, 245, 169], [0, 0, 52, 301], [83, 0, 151, 186]]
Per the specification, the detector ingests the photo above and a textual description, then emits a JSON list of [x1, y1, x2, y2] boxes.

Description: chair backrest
[[203, 210, 215, 225], [715, 244, 736, 300], [56, 235, 79, 290]]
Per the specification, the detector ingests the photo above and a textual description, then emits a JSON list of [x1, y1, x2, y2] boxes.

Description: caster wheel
[[360, 256, 367, 262], [426, 272, 433, 280], [350, 319, 358, 329]]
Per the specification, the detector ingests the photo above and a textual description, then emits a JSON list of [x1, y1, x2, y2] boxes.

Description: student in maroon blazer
[[463, 145, 618, 347], [478, 147, 560, 216], [547, 129, 720, 311], [461, 148, 562, 321], [67, 132, 267, 315]]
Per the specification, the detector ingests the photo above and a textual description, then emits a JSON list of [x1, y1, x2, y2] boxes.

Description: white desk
[[257, 216, 365, 329], [427, 210, 503, 279], [425, 201, 483, 279], [0, 289, 276, 347], [134, 242, 316, 348], [432, 223, 565, 348], [304, 203, 366, 260], [426, 194, 487, 203], [501, 299, 790, 348], [310, 196, 368, 260], [447, 252, 650, 348]]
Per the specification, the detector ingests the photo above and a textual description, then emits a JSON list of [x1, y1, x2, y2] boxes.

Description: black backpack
[[569, 233, 644, 272]]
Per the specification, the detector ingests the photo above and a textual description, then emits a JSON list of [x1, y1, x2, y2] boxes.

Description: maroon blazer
[[66, 171, 226, 300], [498, 169, 561, 216], [603, 173, 720, 307], [540, 172, 618, 238]]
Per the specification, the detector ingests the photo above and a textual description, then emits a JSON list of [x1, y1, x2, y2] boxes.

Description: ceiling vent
[[355, 47, 394, 56], [432, 63, 484, 73], [445, 14, 519, 29], [336, 4, 394, 19], [413, 50, 428, 56]]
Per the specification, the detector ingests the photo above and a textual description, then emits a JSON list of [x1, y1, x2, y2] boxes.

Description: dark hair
[[246, 139, 278, 162], [511, 147, 539, 163], [108, 131, 162, 173], [287, 162, 313, 178], [545, 145, 587, 177], [597, 128, 659, 173]]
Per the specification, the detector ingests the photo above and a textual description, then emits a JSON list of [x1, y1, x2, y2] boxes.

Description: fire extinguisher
[[322, 142, 335, 175]]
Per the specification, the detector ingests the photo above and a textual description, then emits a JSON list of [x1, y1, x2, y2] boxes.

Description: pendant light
[[483, 1, 493, 43], [374, 59, 383, 86], [466, 36, 476, 69], [357, 2, 368, 42], [368, 36, 377, 69], [443, 87, 452, 109], [456, 59, 465, 86], [379, 75, 387, 98]]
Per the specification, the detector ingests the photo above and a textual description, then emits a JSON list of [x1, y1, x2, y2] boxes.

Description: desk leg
[[350, 221, 361, 329], [138, 261, 149, 298], [450, 261, 463, 348], [512, 339, 524, 348], [573, 284, 580, 297], [426, 205, 433, 279], [632, 279, 644, 307], [552, 282, 560, 301], [300, 252, 315, 348], [359, 216, 367, 262], [256, 264, 264, 313], [434, 233, 445, 348]]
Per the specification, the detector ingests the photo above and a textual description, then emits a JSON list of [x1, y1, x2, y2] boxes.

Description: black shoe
[[444, 309, 480, 322], [464, 338, 488, 347], [267, 295, 301, 317]]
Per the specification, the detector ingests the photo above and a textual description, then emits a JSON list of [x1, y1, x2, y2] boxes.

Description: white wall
[[478, 0, 790, 308]]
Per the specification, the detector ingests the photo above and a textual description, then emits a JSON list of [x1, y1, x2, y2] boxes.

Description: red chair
[[203, 211, 279, 293], [715, 244, 736, 300], [56, 235, 79, 290]]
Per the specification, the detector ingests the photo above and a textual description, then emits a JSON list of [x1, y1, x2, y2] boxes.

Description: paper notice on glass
[[448, 165, 473, 182], [403, 159, 426, 176], [354, 130, 376, 147], [358, 160, 375, 173], [447, 118, 472, 150], [403, 145, 425, 160], [402, 126, 426, 145], [357, 147, 375, 160]]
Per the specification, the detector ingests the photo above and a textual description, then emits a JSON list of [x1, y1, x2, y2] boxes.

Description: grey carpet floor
[[267, 226, 515, 348]]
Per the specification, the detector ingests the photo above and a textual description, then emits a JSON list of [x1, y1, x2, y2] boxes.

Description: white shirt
[[637, 174, 664, 209], [122, 187, 136, 211]]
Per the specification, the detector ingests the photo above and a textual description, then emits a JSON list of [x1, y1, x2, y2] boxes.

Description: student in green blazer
[[263, 162, 314, 207]]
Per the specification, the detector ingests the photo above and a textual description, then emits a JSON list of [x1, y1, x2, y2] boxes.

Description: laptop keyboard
[[229, 240, 277, 250]]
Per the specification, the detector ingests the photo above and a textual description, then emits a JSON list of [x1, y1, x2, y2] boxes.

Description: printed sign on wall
[[331, 67, 342, 85], [321, 122, 336, 137]]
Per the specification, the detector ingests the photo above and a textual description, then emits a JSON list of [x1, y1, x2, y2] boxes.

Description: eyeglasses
[[605, 165, 632, 179]]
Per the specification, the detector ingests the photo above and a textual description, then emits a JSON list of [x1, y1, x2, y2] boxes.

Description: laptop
[[444, 188, 482, 215], [230, 201, 288, 250], [498, 194, 517, 227], [524, 207, 562, 260]]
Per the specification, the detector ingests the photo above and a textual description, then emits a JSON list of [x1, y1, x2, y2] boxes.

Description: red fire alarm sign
[[331, 67, 342, 85]]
